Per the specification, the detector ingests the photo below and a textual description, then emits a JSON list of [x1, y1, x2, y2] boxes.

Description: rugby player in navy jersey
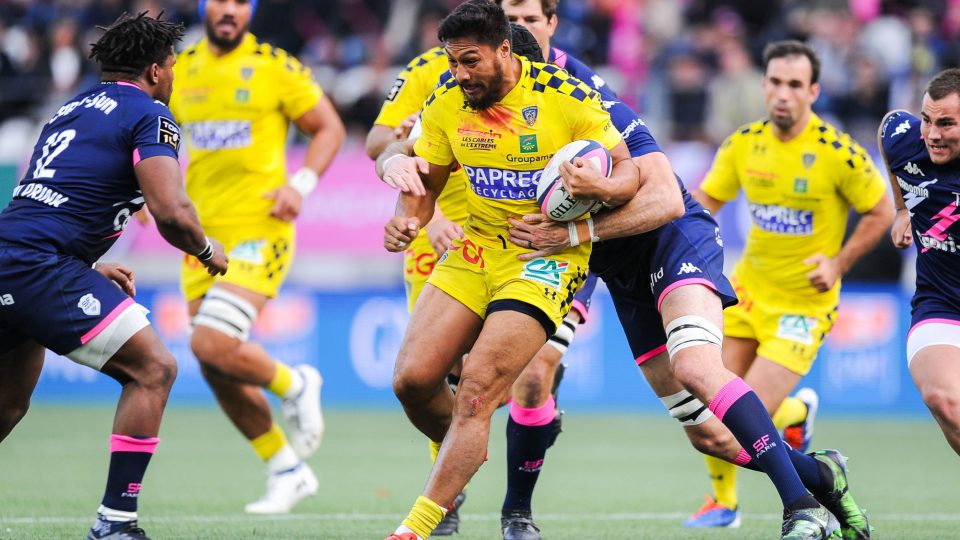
[[0, 13, 227, 540], [880, 68, 960, 456]]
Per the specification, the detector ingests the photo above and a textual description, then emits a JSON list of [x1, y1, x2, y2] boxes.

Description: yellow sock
[[250, 423, 288, 461], [428, 439, 441, 464], [772, 396, 807, 429], [266, 362, 294, 398], [401, 496, 446, 539], [705, 454, 738, 509]]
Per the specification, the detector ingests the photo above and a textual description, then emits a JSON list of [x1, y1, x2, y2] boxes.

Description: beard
[[205, 18, 248, 51], [463, 61, 505, 110]]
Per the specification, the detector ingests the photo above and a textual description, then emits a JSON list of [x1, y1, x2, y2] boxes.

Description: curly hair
[[89, 11, 185, 77]]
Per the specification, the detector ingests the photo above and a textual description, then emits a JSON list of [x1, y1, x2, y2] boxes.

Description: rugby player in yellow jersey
[[168, 0, 345, 514], [379, 2, 638, 539], [685, 40, 893, 529]]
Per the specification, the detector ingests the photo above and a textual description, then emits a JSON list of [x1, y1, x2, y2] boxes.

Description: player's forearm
[[600, 157, 641, 207], [366, 124, 397, 160], [397, 191, 436, 226], [152, 200, 209, 256], [593, 158, 684, 240], [375, 140, 416, 178], [303, 121, 345, 178], [837, 193, 895, 274]]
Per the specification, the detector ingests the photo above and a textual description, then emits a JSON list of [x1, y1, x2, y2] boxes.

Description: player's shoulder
[[725, 119, 769, 147], [879, 109, 923, 158], [808, 117, 873, 168], [402, 46, 447, 74], [551, 48, 610, 93], [423, 75, 461, 109], [526, 60, 601, 103]]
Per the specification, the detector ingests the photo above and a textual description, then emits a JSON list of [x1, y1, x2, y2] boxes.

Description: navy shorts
[[570, 272, 598, 322], [0, 244, 132, 355], [590, 204, 737, 363], [911, 285, 960, 330]]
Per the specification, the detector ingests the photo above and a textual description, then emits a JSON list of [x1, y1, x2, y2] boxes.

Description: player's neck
[[771, 110, 812, 142], [497, 55, 523, 102]]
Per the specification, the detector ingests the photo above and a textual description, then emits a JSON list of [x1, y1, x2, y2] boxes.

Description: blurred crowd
[[2, 0, 960, 150]]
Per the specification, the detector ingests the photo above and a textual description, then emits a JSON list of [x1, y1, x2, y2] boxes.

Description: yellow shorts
[[426, 234, 589, 334], [403, 233, 438, 313], [181, 222, 295, 302], [723, 275, 838, 376]]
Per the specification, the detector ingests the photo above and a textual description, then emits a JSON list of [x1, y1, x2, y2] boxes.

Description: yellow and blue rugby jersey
[[700, 113, 886, 301], [169, 34, 322, 228], [414, 56, 622, 246], [374, 47, 468, 225]]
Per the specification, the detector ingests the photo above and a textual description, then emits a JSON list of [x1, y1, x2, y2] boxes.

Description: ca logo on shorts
[[521, 258, 569, 290], [776, 314, 817, 345]]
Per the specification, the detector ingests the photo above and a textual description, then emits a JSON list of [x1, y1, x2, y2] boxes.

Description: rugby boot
[[384, 534, 420, 540], [683, 495, 741, 528], [780, 504, 839, 540], [87, 515, 150, 540], [244, 462, 318, 514], [432, 491, 466, 536], [282, 365, 324, 459], [501, 509, 541, 540], [810, 450, 871, 539], [784, 388, 819, 453]]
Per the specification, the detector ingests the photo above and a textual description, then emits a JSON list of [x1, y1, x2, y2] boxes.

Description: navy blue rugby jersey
[[881, 110, 960, 299], [0, 82, 180, 264]]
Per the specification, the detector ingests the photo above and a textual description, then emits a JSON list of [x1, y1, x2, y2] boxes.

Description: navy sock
[[787, 447, 824, 494], [709, 379, 810, 509], [101, 435, 158, 513], [502, 414, 559, 512]]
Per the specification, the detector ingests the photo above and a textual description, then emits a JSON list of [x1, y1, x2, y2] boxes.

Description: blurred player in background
[[167, 0, 345, 514], [0, 13, 228, 540], [687, 40, 892, 529], [880, 68, 960, 456], [368, 21, 599, 539], [379, 2, 639, 539]]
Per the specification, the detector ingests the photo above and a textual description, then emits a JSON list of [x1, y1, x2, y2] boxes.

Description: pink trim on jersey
[[133, 148, 141, 166], [80, 297, 135, 345], [657, 278, 717, 312], [908, 318, 960, 339], [110, 434, 159, 454], [551, 47, 568, 68], [509, 396, 557, 426], [571, 299, 589, 323], [116, 81, 142, 90], [635, 344, 666, 365], [102, 231, 123, 240], [708, 377, 752, 422], [733, 448, 752, 466]]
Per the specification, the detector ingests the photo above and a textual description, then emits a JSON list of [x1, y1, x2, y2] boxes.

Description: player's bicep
[[293, 94, 344, 138], [134, 155, 189, 220], [699, 136, 740, 202]]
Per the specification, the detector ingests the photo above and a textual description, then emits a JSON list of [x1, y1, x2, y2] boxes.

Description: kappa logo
[[677, 262, 701, 275], [591, 74, 606, 88], [78, 294, 101, 317], [521, 258, 569, 290], [0, 293, 13, 306], [904, 162, 925, 176], [892, 120, 911, 137]]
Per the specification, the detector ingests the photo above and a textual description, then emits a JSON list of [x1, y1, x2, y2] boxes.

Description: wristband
[[196, 238, 214, 263], [381, 153, 406, 177], [568, 218, 599, 247], [288, 167, 319, 198]]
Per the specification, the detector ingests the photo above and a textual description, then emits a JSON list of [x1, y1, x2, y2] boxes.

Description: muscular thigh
[[182, 223, 295, 302]]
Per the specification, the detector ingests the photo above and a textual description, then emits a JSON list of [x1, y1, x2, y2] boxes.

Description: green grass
[[0, 406, 957, 539]]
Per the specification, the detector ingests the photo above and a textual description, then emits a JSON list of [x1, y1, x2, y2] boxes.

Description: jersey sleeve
[[879, 110, 925, 170], [607, 100, 661, 157], [699, 134, 741, 201], [412, 94, 454, 166], [273, 49, 323, 121], [837, 137, 887, 213], [130, 101, 181, 162], [374, 50, 444, 128]]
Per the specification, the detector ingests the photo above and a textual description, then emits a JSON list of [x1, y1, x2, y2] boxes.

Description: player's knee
[[392, 367, 440, 405], [922, 387, 960, 428], [150, 349, 178, 392], [0, 399, 30, 439], [190, 288, 256, 369], [512, 366, 548, 407], [688, 425, 735, 458], [454, 375, 501, 420]]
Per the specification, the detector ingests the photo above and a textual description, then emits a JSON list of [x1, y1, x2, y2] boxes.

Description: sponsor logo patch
[[186, 121, 252, 150], [463, 165, 542, 200], [78, 294, 101, 317], [519, 134, 538, 153], [158, 117, 181, 151], [386, 78, 406, 101], [776, 314, 818, 345], [522, 258, 569, 290], [794, 177, 808, 193], [522, 105, 538, 126], [229, 240, 266, 264], [748, 202, 813, 235]]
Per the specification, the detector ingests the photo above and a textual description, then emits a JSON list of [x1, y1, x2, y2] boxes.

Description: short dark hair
[[89, 11, 185, 77], [496, 0, 560, 20], [926, 68, 960, 101], [438, 0, 511, 50], [762, 40, 821, 84]]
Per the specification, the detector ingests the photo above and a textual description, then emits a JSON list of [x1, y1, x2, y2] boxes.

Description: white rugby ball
[[536, 139, 612, 222]]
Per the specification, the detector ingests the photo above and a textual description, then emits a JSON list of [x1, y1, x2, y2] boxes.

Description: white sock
[[97, 505, 137, 522], [394, 525, 423, 540], [266, 445, 300, 474], [284, 367, 305, 399]]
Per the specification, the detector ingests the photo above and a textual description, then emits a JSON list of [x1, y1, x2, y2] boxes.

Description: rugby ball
[[536, 139, 612, 222]]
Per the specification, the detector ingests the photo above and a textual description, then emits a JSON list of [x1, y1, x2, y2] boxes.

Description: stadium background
[[1, 1, 959, 538]]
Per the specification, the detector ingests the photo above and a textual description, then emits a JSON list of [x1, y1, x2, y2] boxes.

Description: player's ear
[[809, 81, 821, 103], [146, 63, 161, 85], [500, 39, 511, 58]]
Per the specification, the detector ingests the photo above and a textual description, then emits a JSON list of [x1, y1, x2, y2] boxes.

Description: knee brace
[[192, 288, 257, 341], [659, 389, 713, 426], [546, 313, 578, 355], [664, 315, 722, 361]]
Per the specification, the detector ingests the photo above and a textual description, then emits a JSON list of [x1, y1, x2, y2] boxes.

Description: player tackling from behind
[[0, 12, 228, 540], [879, 68, 960, 456], [167, 0, 345, 514], [381, 2, 639, 538]]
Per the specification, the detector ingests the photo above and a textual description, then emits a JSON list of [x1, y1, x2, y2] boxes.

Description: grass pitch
[[0, 406, 957, 539]]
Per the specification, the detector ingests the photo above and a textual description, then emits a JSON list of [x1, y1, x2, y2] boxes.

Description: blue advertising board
[[31, 283, 927, 416]]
